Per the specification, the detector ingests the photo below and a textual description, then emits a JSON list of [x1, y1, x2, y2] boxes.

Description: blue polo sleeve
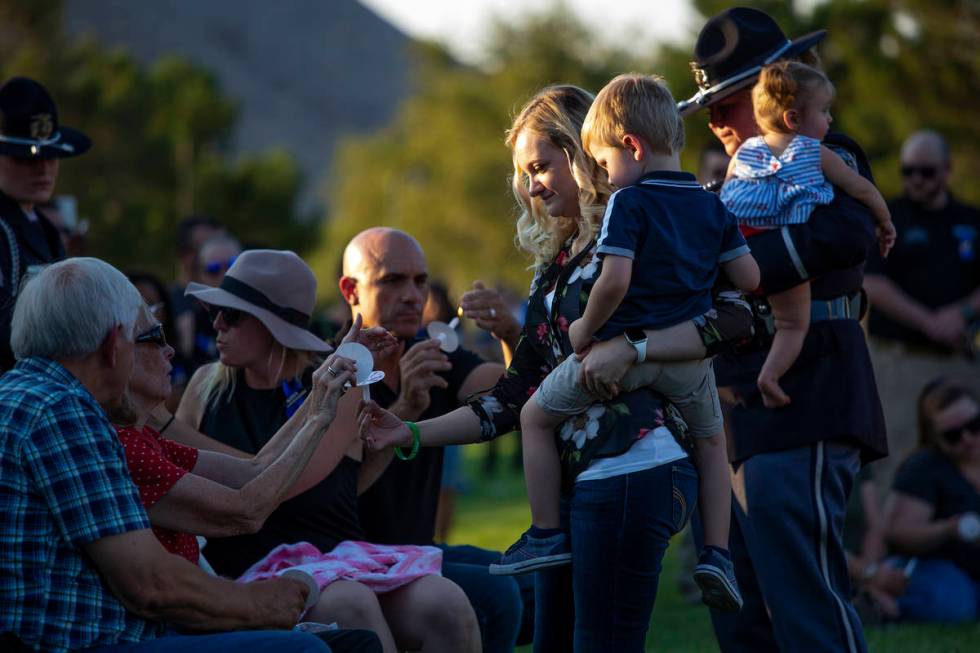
[[596, 188, 645, 260], [25, 394, 150, 547], [719, 207, 750, 263]]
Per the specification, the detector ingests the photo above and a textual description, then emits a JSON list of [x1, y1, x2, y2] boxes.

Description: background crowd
[[1, 2, 978, 653]]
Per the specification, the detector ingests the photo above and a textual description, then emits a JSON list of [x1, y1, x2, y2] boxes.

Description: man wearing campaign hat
[[0, 77, 91, 371], [681, 8, 888, 653]]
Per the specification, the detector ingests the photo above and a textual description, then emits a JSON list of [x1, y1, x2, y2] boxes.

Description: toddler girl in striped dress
[[721, 62, 895, 408]]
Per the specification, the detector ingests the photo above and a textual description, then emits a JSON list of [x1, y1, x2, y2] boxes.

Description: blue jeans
[[894, 558, 980, 623], [82, 628, 382, 653], [534, 459, 699, 653], [440, 542, 526, 653], [703, 441, 867, 653], [83, 630, 331, 653]]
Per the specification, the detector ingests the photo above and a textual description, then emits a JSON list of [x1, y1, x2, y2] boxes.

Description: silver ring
[[489, 307, 497, 318], [327, 366, 338, 377]]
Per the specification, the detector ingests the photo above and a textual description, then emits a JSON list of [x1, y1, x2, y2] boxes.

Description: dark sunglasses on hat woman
[[206, 304, 249, 328]]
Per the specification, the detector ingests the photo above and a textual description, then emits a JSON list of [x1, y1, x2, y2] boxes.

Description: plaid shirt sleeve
[[24, 394, 150, 547]]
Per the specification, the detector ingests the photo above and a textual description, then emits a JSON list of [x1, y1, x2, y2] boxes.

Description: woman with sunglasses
[[170, 249, 480, 653], [882, 378, 980, 623]]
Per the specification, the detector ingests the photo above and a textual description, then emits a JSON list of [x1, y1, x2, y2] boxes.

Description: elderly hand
[[341, 313, 399, 362], [307, 354, 357, 424], [358, 400, 413, 451], [392, 339, 451, 419], [577, 335, 635, 401], [252, 577, 310, 628], [460, 281, 521, 347]]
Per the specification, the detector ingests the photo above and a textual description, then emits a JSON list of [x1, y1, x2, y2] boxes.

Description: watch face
[[625, 328, 646, 344]]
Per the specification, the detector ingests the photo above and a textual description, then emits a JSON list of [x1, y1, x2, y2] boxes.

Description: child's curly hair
[[752, 61, 833, 135]]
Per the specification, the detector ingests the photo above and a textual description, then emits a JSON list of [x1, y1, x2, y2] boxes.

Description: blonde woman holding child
[[490, 74, 760, 619], [360, 82, 757, 651], [720, 61, 896, 407]]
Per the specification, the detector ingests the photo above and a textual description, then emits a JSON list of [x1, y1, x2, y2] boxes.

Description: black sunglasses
[[207, 304, 248, 327], [939, 414, 980, 445], [135, 324, 168, 348], [203, 256, 238, 275], [900, 165, 938, 179]]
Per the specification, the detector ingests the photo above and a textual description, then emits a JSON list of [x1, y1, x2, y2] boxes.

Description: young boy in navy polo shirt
[[492, 73, 759, 612]]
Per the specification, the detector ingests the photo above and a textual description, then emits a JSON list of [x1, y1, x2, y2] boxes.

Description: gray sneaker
[[489, 529, 571, 576], [693, 548, 743, 612]]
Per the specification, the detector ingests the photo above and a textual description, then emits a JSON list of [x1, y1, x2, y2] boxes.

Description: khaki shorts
[[535, 356, 723, 438]]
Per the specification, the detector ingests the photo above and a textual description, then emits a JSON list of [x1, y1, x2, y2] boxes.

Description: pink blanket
[[237, 540, 443, 594]]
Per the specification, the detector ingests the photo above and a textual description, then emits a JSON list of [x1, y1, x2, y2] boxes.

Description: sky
[[359, 0, 699, 64]]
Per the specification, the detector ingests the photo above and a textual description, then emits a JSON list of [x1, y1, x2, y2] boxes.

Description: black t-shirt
[[198, 369, 363, 578], [867, 195, 980, 349], [357, 338, 485, 545], [892, 448, 980, 580]]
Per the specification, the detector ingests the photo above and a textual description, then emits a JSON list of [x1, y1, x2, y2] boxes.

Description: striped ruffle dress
[[720, 134, 834, 228]]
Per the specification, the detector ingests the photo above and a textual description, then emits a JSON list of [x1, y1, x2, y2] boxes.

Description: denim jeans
[[893, 558, 980, 623], [440, 542, 525, 653], [534, 459, 699, 653], [81, 628, 383, 653], [82, 630, 331, 653]]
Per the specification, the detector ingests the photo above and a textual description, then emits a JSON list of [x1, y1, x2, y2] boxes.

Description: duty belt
[[810, 292, 863, 322]]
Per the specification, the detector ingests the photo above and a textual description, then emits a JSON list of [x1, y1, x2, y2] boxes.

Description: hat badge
[[29, 113, 54, 140], [690, 62, 710, 91]]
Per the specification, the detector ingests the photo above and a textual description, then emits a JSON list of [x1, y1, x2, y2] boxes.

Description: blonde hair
[[505, 85, 613, 266], [581, 73, 685, 157], [198, 325, 317, 409], [752, 61, 833, 135]]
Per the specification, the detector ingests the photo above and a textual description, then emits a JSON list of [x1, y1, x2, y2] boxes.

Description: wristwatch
[[624, 328, 647, 363]]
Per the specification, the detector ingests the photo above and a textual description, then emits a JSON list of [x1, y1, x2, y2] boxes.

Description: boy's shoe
[[693, 548, 743, 612], [488, 529, 571, 576]]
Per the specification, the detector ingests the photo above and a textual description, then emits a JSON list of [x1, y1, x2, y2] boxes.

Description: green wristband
[[395, 421, 421, 461]]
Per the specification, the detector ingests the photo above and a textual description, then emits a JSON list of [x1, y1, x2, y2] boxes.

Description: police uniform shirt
[[867, 194, 980, 349]]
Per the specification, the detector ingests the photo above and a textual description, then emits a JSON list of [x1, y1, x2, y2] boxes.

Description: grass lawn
[[444, 437, 980, 652]]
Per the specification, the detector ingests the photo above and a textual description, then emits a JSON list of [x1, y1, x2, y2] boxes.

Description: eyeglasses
[[202, 256, 237, 275], [938, 414, 980, 445], [135, 324, 168, 348], [900, 165, 938, 179], [206, 304, 248, 327]]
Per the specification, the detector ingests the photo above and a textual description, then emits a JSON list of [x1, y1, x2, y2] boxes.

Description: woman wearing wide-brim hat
[[667, 7, 888, 653], [171, 249, 481, 653], [0, 76, 91, 371]]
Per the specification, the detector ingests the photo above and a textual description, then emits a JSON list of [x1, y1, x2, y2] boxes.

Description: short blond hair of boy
[[582, 73, 685, 157]]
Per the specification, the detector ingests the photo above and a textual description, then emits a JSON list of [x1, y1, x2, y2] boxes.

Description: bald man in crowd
[[340, 227, 530, 653], [865, 130, 980, 485]]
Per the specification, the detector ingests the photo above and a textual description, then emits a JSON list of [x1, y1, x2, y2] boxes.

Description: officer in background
[[0, 77, 90, 371], [865, 129, 980, 488]]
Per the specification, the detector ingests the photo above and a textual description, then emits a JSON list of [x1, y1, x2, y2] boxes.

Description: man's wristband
[[395, 421, 421, 461]]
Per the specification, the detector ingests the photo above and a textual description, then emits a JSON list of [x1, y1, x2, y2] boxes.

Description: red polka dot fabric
[[115, 425, 200, 564]]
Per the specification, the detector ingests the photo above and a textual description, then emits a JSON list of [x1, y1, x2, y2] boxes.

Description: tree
[[0, 0, 307, 280], [311, 8, 657, 301]]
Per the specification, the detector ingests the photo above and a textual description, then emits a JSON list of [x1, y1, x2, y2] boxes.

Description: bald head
[[900, 130, 951, 209], [339, 228, 429, 336], [342, 227, 424, 278]]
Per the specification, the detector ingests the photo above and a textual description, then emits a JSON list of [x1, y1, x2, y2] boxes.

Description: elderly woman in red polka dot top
[[110, 305, 370, 565]]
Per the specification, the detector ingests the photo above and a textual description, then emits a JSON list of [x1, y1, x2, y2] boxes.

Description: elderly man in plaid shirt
[[0, 258, 361, 653]]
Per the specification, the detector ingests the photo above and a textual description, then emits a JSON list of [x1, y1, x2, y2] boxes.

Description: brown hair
[[582, 73, 685, 157], [752, 61, 833, 135]]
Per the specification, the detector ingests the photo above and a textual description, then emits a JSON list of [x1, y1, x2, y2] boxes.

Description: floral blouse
[[465, 238, 687, 486]]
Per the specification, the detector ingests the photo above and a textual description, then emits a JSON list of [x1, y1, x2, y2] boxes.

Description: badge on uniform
[[953, 224, 977, 262]]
